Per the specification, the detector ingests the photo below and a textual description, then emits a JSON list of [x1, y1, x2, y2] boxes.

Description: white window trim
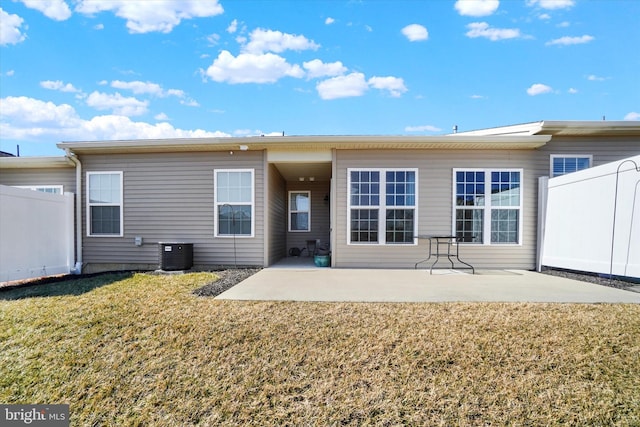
[[86, 171, 123, 237], [214, 168, 255, 238], [347, 167, 418, 246], [550, 154, 592, 177], [452, 168, 523, 246], [288, 190, 311, 232], [15, 185, 64, 194]]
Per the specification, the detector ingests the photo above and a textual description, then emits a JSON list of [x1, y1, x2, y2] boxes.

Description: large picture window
[[215, 169, 254, 237], [87, 172, 123, 236], [550, 155, 591, 177], [289, 191, 310, 232], [348, 168, 417, 244], [454, 169, 522, 244]]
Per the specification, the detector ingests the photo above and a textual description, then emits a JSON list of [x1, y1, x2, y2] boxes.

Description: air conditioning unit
[[159, 243, 193, 271]]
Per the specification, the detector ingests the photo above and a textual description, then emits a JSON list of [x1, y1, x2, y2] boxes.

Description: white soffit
[[0, 156, 74, 169], [57, 135, 550, 154], [267, 150, 332, 162]]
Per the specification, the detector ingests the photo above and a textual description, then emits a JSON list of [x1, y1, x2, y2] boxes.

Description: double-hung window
[[454, 169, 522, 244], [348, 168, 417, 245], [550, 155, 591, 177], [214, 169, 254, 237], [87, 172, 123, 236], [289, 191, 310, 232]]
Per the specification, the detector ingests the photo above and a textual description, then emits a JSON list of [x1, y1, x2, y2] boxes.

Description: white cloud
[[94, 23, 104, 30], [587, 74, 607, 81], [454, 0, 499, 17], [0, 96, 228, 141], [179, 98, 200, 107], [204, 50, 304, 84], [154, 112, 169, 121], [368, 76, 408, 97], [325, 17, 335, 25], [242, 28, 320, 54], [405, 125, 442, 132], [546, 35, 594, 46], [111, 80, 164, 95], [0, 8, 26, 46], [470, 94, 486, 99], [303, 59, 347, 79], [568, 88, 578, 94], [40, 80, 81, 93], [624, 112, 640, 121], [206, 33, 220, 46], [539, 13, 551, 20], [86, 91, 149, 116], [110, 80, 185, 98], [74, 0, 224, 34], [526, 83, 553, 96], [466, 22, 521, 41], [527, 0, 574, 10], [19, 0, 72, 21], [316, 73, 369, 100], [401, 24, 429, 42], [227, 19, 238, 33], [0, 96, 79, 128], [6, 70, 15, 76]]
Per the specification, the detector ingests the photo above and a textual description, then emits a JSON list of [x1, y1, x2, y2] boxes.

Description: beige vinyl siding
[[267, 164, 286, 265], [0, 167, 76, 193], [536, 136, 640, 171], [286, 180, 331, 255], [335, 149, 540, 270], [79, 151, 265, 272]]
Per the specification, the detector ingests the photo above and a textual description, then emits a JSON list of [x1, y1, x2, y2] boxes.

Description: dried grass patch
[[1, 272, 639, 425]]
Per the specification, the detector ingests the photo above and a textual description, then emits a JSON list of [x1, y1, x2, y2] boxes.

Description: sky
[[0, 0, 638, 157]]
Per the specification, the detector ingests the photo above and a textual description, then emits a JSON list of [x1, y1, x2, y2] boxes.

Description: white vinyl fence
[[540, 155, 640, 279], [0, 185, 75, 282]]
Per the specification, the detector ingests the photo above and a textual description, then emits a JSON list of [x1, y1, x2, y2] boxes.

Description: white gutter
[[64, 148, 83, 274]]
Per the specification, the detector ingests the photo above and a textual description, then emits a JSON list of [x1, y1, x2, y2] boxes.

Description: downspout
[[65, 148, 83, 274]]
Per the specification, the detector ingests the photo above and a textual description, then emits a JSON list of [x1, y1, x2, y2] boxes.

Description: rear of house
[[1, 120, 638, 274]]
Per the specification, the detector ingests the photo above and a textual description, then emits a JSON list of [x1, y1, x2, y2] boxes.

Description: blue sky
[[1, 0, 638, 156]]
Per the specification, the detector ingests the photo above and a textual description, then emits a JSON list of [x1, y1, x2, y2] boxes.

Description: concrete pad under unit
[[215, 268, 640, 303]]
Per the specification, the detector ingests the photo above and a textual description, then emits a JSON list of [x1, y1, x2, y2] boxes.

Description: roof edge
[[0, 156, 75, 169], [57, 135, 551, 153]]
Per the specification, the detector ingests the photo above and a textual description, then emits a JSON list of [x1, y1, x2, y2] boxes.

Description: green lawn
[[1, 272, 639, 425]]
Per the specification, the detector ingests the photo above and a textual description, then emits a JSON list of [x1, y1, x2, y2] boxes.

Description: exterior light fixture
[[239, 145, 248, 151]]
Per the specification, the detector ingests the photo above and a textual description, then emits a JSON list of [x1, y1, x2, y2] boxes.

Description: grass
[[1, 272, 639, 425]]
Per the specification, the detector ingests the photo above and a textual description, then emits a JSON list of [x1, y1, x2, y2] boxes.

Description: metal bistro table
[[414, 235, 475, 274]]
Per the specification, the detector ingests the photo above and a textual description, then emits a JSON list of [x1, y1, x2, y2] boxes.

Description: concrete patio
[[215, 263, 640, 303]]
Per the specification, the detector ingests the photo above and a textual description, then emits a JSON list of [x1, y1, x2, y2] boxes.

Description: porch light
[[299, 177, 305, 181]]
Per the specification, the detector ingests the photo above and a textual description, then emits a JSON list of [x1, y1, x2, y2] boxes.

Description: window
[[16, 185, 63, 194], [348, 169, 417, 244], [550, 155, 591, 177], [87, 172, 122, 236], [289, 191, 310, 232], [214, 169, 254, 237], [454, 169, 522, 244]]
